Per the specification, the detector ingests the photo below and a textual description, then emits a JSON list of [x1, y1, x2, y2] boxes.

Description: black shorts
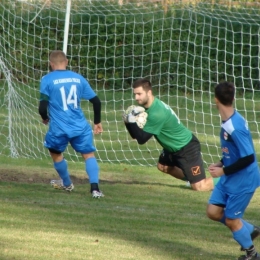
[[158, 135, 206, 184]]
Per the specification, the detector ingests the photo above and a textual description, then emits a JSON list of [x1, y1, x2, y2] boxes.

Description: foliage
[[1, 1, 260, 91]]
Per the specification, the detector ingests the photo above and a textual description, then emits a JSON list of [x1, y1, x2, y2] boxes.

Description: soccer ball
[[135, 111, 148, 129], [123, 105, 148, 129]]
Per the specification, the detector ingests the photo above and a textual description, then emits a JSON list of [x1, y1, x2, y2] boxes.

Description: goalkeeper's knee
[[157, 163, 168, 173]]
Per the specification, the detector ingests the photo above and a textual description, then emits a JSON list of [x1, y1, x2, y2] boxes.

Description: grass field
[[1, 81, 260, 260], [1, 156, 260, 260]]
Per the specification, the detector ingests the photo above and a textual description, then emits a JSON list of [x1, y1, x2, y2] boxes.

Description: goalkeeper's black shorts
[[158, 134, 206, 184]]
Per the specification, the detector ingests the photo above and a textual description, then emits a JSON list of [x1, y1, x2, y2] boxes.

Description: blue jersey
[[40, 70, 96, 137], [217, 111, 260, 194]]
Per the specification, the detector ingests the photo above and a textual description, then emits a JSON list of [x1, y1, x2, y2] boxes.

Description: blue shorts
[[44, 126, 96, 154], [208, 186, 254, 219]]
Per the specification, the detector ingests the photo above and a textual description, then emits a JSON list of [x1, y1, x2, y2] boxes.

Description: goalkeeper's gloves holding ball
[[132, 106, 145, 116], [123, 112, 136, 123], [122, 113, 128, 123], [123, 105, 145, 123], [126, 111, 136, 123]]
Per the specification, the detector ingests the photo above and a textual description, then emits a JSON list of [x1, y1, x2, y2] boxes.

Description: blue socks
[[85, 157, 99, 184], [220, 216, 254, 235], [220, 215, 254, 249], [241, 219, 254, 234], [233, 223, 253, 249], [53, 157, 100, 190], [54, 159, 71, 186]]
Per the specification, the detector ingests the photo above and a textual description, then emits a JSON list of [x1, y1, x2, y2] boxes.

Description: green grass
[[1, 156, 260, 260]]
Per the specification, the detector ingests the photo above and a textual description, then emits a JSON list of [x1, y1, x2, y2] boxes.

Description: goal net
[[1, 0, 260, 166]]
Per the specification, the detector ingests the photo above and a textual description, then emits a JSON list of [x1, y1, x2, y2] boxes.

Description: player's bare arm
[[208, 161, 223, 168]]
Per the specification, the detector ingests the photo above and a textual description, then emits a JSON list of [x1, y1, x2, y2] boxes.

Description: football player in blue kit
[[38, 50, 104, 198], [206, 81, 260, 260]]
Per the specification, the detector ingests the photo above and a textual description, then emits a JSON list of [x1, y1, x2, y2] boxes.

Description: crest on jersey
[[222, 147, 229, 154]]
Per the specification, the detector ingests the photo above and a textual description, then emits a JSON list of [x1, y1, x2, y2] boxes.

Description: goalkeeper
[[124, 78, 219, 191], [38, 50, 104, 198]]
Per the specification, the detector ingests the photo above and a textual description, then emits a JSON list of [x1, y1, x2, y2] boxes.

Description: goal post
[[1, 0, 260, 167], [63, 0, 71, 55]]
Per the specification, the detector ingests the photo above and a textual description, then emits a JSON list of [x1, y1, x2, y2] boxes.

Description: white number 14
[[60, 85, 78, 111]]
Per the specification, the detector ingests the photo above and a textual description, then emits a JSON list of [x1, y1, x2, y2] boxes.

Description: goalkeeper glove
[[123, 105, 144, 123], [127, 112, 136, 123], [132, 106, 145, 116], [122, 113, 128, 123], [122, 112, 135, 123]]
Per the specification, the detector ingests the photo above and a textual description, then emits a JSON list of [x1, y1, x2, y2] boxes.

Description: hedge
[[0, 0, 260, 92]]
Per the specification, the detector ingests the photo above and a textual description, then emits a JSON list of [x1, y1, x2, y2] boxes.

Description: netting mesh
[[1, 0, 260, 166]]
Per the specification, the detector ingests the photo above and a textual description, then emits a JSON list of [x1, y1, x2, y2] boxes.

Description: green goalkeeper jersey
[[143, 97, 192, 152]]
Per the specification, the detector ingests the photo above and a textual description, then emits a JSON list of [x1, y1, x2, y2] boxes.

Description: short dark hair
[[215, 81, 235, 106], [133, 78, 152, 92]]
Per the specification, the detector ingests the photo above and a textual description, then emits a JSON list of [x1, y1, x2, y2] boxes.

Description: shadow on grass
[[0, 168, 191, 191], [0, 180, 238, 260]]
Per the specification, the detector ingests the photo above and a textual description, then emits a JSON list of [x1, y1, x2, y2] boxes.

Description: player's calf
[[241, 226, 260, 251], [191, 177, 214, 191], [157, 163, 186, 181]]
